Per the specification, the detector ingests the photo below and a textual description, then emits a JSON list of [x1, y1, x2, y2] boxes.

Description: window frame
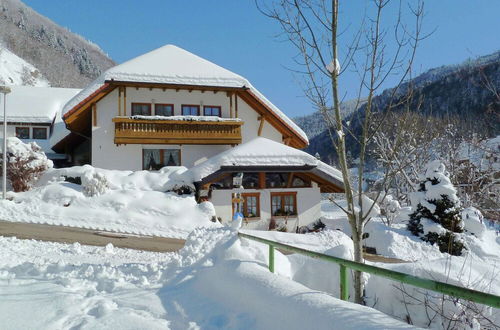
[[181, 104, 200, 116], [242, 192, 260, 219], [15, 127, 30, 139], [203, 105, 221, 117], [154, 103, 174, 117], [32, 127, 48, 140], [131, 102, 152, 116], [270, 192, 298, 218], [142, 149, 182, 170]]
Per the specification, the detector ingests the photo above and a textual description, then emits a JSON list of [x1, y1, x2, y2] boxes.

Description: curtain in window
[[132, 104, 151, 116], [155, 105, 173, 116], [284, 195, 295, 214], [271, 195, 282, 216], [143, 149, 161, 170], [163, 150, 180, 166]]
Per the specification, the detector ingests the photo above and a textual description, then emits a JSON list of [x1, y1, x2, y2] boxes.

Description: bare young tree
[[257, 0, 426, 303]]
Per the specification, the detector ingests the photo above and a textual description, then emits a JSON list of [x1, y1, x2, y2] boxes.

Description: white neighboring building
[[1, 86, 80, 164], [61, 44, 344, 229], [185, 137, 343, 230]]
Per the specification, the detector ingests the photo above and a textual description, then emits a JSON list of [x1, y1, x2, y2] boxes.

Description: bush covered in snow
[[379, 194, 401, 226], [0, 137, 52, 192], [408, 161, 465, 255], [81, 170, 109, 197], [461, 207, 486, 238]]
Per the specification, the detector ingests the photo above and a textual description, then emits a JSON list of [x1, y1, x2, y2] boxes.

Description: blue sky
[[22, 0, 500, 118]]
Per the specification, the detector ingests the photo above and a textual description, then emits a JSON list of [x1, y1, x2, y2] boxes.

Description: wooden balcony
[[112, 117, 243, 145]]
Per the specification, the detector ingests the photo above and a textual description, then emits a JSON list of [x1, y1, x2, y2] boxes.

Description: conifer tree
[[408, 161, 465, 255]]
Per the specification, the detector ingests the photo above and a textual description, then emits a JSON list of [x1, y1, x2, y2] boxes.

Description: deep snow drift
[[0, 227, 418, 330], [0, 165, 217, 238]]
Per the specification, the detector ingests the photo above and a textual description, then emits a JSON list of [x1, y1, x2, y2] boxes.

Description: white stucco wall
[[210, 187, 321, 231], [91, 87, 285, 170]]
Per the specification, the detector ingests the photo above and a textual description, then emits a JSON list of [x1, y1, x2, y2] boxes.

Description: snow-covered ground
[[0, 166, 218, 238], [0, 227, 418, 330], [321, 199, 500, 328]]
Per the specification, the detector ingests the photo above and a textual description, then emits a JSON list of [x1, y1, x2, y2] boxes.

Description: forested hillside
[[0, 0, 115, 87]]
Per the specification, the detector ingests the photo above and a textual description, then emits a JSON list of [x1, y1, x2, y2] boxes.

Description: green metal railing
[[238, 232, 500, 308]]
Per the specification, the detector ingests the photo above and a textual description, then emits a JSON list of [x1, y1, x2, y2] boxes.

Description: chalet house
[[60, 44, 344, 230], [2, 86, 80, 165]]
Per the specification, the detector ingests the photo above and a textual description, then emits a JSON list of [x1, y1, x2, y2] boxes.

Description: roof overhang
[[196, 165, 344, 193]]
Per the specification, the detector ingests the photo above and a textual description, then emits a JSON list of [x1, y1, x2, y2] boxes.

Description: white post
[[0, 86, 11, 199]]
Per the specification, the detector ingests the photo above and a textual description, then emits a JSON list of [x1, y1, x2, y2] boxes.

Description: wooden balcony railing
[[112, 117, 243, 145]]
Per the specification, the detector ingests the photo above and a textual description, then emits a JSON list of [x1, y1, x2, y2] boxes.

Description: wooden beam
[[229, 92, 233, 118], [107, 80, 246, 93], [286, 173, 294, 188], [258, 116, 265, 136], [118, 87, 122, 116], [259, 172, 266, 189], [123, 87, 127, 116], [92, 103, 97, 126], [235, 94, 239, 118]]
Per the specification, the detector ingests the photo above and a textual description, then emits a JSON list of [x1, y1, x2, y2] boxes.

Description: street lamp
[[0, 86, 11, 199]]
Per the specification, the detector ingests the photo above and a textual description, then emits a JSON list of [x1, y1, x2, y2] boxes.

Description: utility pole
[[0, 86, 11, 199]]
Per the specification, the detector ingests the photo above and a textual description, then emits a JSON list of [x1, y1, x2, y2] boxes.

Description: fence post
[[269, 245, 275, 273], [340, 264, 348, 301]]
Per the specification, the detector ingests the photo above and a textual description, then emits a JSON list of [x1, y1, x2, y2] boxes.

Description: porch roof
[[184, 137, 344, 193]]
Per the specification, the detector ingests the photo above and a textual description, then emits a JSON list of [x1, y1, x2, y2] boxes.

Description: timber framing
[[197, 165, 344, 193], [62, 81, 308, 149]]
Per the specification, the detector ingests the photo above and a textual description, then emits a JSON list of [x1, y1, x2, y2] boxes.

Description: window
[[32, 127, 48, 140], [203, 106, 221, 117], [242, 193, 260, 218], [15, 127, 29, 139], [266, 173, 290, 188], [271, 192, 297, 217], [242, 173, 259, 189], [155, 104, 173, 116], [143, 149, 181, 170], [131, 103, 151, 116], [182, 105, 200, 116]]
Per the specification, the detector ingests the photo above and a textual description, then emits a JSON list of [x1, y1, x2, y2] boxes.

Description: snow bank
[[0, 224, 417, 329], [162, 226, 416, 329], [0, 165, 216, 238], [320, 199, 500, 328], [38, 164, 192, 191]]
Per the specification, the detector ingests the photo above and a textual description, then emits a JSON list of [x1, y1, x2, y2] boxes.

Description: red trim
[[63, 83, 112, 120]]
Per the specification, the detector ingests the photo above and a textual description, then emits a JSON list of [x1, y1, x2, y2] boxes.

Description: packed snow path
[[0, 220, 184, 252]]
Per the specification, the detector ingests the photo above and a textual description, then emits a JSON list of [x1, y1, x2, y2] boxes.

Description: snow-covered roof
[[184, 137, 343, 187], [62, 44, 308, 144], [2, 86, 80, 123]]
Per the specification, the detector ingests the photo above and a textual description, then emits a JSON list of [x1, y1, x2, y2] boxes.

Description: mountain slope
[[0, 0, 115, 88], [298, 51, 500, 163], [0, 45, 49, 86]]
